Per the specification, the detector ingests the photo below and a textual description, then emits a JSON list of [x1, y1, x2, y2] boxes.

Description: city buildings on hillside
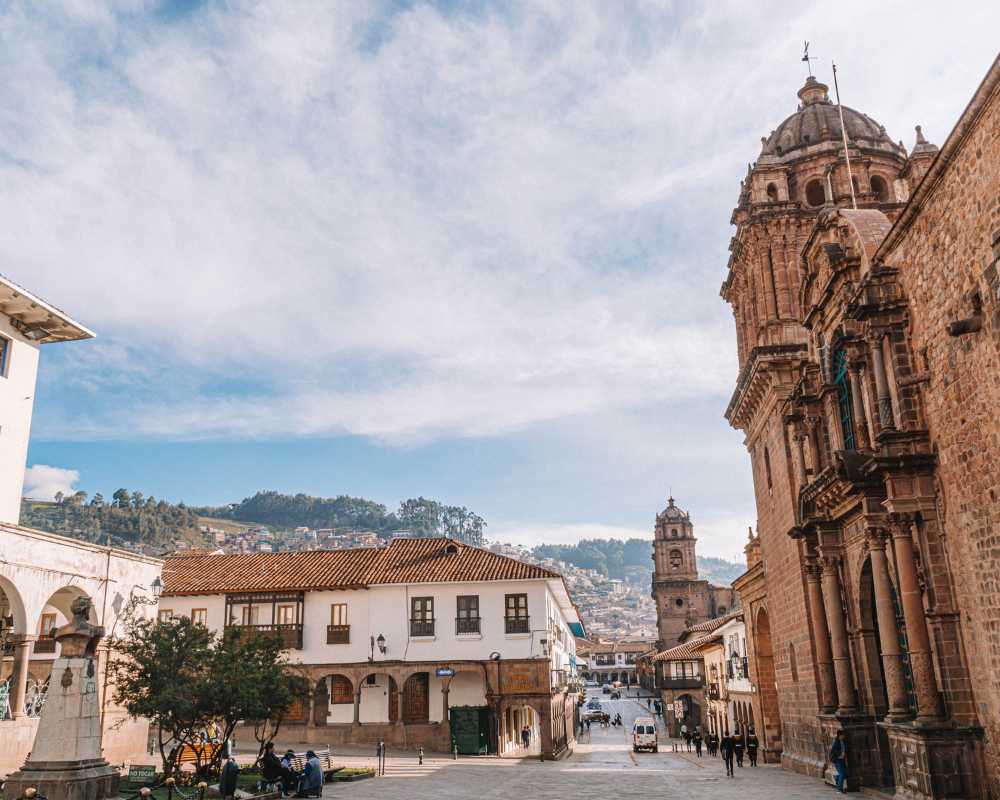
[[160, 539, 584, 759], [722, 56, 1000, 797]]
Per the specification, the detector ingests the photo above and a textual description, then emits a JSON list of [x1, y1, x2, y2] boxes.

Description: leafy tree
[[91, 493, 105, 508], [112, 488, 131, 508], [110, 617, 300, 778], [54, 491, 64, 505]]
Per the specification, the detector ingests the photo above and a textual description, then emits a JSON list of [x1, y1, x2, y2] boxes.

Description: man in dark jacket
[[733, 725, 745, 767], [719, 732, 735, 777], [295, 750, 323, 798], [261, 742, 296, 796], [830, 731, 848, 793], [219, 757, 240, 800], [746, 726, 760, 767]]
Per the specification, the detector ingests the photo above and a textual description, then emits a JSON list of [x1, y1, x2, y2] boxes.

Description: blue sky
[[9, 1, 999, 558]]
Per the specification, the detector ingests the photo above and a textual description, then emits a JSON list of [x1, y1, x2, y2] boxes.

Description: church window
[[766, 182, 778, 202], [669, 549, 683, 569], [833, 348, 856, 449], [805, 179, 825, 208], [788, 642, 798, 682], [675, 598, 684, 608], [763, 447, 773, 491], [870, 175, 890, 203], [671, 528, 678, 538]]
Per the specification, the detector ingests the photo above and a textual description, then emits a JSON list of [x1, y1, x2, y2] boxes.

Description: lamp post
[[369, 633, 387, 662]]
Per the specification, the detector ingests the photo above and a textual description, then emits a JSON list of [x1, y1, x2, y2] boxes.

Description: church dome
[[761, 76, 904, 159], [658, 496, 689, 523]]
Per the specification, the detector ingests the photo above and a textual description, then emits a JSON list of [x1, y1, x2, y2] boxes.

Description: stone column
[[10, 635, 35, 719], [890, 515, 943, 724], [868, 335, 895, 429], [848, 365, 870, 448], [804, 562, 838, 713], [312, 678, 329, 727], [441, 677, 451, 724], [805, 415, 824, 472], [821, 554, 858, 714], [865, 529, 910, 720], [353, 688, 362, 724]]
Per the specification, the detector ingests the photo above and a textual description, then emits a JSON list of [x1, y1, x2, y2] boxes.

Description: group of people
[[679, 723, 760, 775], [259, 742, 324, 798]]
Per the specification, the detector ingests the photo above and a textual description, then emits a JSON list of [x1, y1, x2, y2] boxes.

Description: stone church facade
[[651, 497, 736, 648], [723, 55, 1000, 799]]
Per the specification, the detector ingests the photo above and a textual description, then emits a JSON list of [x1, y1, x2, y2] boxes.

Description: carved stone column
[[820, 554, 858, 714], [865, 529, 911, 720], [889, 514, 943, 724], [312, 677, 329, 727], [441, 676, 452, 724], [804, 561, 837, 713], [848, 364, 870, 448], [353, 688, 362, 724], [805, 415, 823, 473], [867, 334, 895, 430], [9, 635, 35, 719]]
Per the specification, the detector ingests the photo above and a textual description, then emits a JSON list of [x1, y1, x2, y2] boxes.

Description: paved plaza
[[308, 694, 839, 800]]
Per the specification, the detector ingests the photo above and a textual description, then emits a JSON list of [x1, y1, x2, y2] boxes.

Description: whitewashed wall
[[0, 316, 39, 526]]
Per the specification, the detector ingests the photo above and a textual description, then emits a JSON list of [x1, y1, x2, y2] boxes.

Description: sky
[[9, 1, 999, 560]]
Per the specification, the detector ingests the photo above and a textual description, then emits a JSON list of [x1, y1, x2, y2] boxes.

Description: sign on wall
[[127, 765, 156, 782], [501, 667, 545, 694], [435, 667, 455, 678], [673, 700, 684, 718]]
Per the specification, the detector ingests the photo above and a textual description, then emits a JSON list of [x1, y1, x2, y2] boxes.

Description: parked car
[[601, 684, 612, 694], [586, 699, 602, 710], [632, 717, 658, 752]]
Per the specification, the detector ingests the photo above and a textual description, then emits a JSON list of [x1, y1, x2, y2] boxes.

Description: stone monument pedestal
[[2, 598, 120, 800]]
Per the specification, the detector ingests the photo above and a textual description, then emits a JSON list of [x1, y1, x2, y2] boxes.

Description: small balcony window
[[410, 596, 435, 637], [456, 595, 480, 634], [505, 593, 529, 634]]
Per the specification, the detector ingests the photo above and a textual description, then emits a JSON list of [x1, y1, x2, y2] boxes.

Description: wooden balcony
[[326, 624, 350, 644], [33, 638, 57, 654], [225, 623, 303, 650], [662, 676, 703, 690], [504, 617, 530, 635]]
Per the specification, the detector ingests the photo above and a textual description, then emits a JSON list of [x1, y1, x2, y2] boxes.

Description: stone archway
[[402, 672, 429, 724], [753, 607, 781, 761], [0, 576, 27, 635]]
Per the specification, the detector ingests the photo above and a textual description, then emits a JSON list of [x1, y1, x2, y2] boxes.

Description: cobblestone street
[[320, 696, 837, 800]]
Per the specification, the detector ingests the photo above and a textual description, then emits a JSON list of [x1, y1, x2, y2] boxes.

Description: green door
[[450, 706, 489, 754]]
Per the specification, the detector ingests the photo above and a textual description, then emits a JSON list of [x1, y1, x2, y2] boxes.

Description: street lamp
[[151, 577, 162, 600], [369, 633, 387, 662]]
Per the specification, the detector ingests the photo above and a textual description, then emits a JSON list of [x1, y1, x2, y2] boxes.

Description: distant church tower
[[651, 496, 736, 647]]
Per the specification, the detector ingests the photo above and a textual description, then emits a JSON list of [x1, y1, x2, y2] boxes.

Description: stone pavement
[[295, 695, 839, 800]]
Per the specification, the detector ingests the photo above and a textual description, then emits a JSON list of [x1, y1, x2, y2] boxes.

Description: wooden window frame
[[191, 608, 208, 626]]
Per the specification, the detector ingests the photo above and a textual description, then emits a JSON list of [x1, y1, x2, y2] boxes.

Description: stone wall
[[878, 58, 1000, 795]]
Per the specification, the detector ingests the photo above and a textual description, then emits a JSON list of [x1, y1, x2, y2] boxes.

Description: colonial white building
[[161, 540, 585, 759], [0, 274, 166, 778], [0, 273, 94, 524], [578, 640, 653, 686]]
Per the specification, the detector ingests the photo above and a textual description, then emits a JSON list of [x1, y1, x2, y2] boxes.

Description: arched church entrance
[[753, 608, 781, 762]]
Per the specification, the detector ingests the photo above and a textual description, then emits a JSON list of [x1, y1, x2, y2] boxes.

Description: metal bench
[[287, 747, 343, 782]]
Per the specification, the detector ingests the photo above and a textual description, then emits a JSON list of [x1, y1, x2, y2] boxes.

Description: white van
[[632, 716, 658, 753]]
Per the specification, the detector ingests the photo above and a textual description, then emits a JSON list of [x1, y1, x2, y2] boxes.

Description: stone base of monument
[[2, 758, 120, 800]]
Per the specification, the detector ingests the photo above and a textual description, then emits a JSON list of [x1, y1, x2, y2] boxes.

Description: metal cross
[[802, 41, 815, 77]]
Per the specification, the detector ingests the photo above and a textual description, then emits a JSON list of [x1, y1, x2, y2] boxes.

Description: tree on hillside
[[112, 488, 131, 508]]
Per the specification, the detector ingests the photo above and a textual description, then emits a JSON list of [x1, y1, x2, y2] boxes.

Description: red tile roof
[[651, 634, 722, 662], [681, 611, 742, 638], [162, 537, 561, 596]]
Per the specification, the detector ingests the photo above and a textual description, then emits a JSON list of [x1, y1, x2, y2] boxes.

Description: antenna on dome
[[801, 42, 815, 78], [832, 61, 858, 209]]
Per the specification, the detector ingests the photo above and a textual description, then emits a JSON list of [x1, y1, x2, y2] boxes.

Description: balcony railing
[[505, 617, 530, 635], [34, 638, 57, 654], [455, 617, 481, 635], [410, 619, 435, 637], [225, 623, 303, 650], [663, 675, 703, 690], [707, 683, 720, 700], [326, 624, 350, 644]]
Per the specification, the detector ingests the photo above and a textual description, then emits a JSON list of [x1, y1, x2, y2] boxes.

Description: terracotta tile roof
[[651, 633, 721, 662], [681, 611, 742, 638], [162, 537, 560, 596]]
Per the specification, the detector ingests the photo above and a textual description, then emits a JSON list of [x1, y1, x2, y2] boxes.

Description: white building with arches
[[161, 539, 584, 759], [0, 274, 166, 777]]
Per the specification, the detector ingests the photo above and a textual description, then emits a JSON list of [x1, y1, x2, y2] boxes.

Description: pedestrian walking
[[693, 729, 703, 757], [830, 731, 849, 793], [521, 725, 531, 749], [708, 732, 719, 757], [219, 756, 240, 800], [746, 726, 759, 767], [733, 725, 745, 768], [720, 732, 735, 777]]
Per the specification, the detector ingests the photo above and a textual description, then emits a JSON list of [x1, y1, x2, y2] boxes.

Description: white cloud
[[23, 464, 80, 501], [2, 1, 998, 446]]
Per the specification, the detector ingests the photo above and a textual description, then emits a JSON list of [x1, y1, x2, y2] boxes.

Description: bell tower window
[[766, 183, 778, 202], [805, 179, 826, 208], [870, 175, 890, 202], [669, 549, 683, 570]]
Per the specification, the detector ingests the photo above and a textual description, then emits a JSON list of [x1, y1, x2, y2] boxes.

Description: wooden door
[[389, 677, 399, 722], [402, 673, 429, 723]]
